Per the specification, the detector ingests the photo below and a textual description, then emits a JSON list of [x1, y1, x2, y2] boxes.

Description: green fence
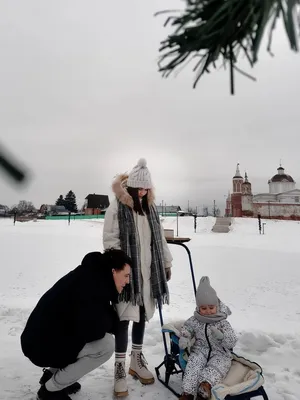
[[45, 212, 178, 221], [45, 214, 105, 220]]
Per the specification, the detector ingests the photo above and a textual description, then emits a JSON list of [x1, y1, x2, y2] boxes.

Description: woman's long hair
[[127, 187, 150, 216]]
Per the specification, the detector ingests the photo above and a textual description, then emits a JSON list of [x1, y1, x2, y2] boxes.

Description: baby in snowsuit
[[179, 277, 237, 400]]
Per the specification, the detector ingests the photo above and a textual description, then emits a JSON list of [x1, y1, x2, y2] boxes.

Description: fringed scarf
[[117, 200, 169, 307]]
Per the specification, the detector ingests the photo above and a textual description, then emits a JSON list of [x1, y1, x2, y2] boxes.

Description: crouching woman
[[21, 249, 131, 400]]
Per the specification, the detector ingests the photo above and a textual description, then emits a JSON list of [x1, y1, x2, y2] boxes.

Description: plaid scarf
[[117, 200, 169, 307]]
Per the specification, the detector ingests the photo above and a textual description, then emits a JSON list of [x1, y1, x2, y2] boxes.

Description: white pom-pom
[[137, 158, 147, 168]]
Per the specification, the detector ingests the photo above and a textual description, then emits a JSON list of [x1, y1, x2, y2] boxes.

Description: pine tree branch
[[157, 0, 300, 94]]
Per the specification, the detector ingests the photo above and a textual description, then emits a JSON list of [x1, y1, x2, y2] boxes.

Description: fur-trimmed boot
[[128, 345, 154, 385]]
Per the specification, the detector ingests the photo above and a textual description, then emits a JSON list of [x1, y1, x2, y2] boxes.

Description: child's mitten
[[210, 326, 224, 340], [179, 336, 190, 349]]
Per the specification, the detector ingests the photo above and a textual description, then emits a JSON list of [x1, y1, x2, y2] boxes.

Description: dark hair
[[127, 187, 150, 216], [103, 249, 132, 270]]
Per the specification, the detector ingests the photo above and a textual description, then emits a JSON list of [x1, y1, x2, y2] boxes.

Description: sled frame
[[156, 238, 196, 397], [155, 237, 269, 399]]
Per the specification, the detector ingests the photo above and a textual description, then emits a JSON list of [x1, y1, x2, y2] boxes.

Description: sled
[[155, 237, 269, 400]]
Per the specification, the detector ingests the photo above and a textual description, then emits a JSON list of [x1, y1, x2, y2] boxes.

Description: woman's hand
[[165, 268, 171, 281]]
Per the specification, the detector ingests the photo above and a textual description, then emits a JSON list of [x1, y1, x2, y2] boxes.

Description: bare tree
[[13, 200, 36, 215], [212, 200, 220, 217], [203, 206, 209, 217]]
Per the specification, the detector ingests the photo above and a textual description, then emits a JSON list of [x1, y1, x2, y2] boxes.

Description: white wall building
[[253, 166, 300, 204]]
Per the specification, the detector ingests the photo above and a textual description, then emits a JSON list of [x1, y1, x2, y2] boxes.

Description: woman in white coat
[[103, 158, 173, 397]]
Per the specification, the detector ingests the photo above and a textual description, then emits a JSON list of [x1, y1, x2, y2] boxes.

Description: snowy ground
[[1, 216, 300, 400]]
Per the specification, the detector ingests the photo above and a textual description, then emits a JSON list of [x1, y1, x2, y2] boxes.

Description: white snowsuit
[[180, 308, 237, 395]]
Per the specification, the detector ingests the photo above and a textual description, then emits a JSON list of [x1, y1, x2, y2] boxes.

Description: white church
[[254, 165, 300, 204], [227, 165, 300, 220]]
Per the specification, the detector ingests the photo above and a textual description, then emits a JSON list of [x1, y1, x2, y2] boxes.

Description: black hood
[[81, 251, 103, 267], [80, 251, 119, 303]]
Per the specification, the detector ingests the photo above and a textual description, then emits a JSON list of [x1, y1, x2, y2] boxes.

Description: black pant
[[115, 306, 146, 353]]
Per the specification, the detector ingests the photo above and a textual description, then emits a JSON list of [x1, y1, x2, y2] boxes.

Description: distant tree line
[[0, 190, 78, 216], [55, 190, 78, 213], [10, 200, 36, 215]]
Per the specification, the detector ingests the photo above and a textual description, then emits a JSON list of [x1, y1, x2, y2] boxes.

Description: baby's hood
[[219, 299, 232, 317]]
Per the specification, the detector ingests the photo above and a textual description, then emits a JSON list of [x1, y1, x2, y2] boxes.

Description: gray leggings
[[115, 307, 146, 353]]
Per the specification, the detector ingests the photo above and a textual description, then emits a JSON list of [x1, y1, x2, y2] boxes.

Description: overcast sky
[[1, 1, 300, 212]]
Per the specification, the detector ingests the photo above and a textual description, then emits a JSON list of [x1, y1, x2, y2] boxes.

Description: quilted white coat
[[103, 175, 173, 323]]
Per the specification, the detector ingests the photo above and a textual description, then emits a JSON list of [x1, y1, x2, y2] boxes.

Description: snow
[[1, 216, 300, 399]]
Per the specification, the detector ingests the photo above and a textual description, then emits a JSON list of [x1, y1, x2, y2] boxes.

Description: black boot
[[37, 385, 71, 400], [39, 369, 81, 394]]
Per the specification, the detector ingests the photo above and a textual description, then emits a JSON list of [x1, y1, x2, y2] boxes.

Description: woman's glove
[[165, 268, 171, 281]]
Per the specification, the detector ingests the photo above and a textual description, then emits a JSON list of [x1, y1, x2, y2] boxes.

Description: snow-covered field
[[1, 216, 300, 400]]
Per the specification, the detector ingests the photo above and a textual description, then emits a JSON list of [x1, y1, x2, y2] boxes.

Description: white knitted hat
[[127, 158, 153, 189]]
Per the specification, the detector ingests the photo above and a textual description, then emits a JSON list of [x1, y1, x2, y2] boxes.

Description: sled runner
[[155, 237, 269, 400]]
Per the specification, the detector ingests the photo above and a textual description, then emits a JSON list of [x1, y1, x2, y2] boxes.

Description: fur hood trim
[[112, 174, 155, 208]]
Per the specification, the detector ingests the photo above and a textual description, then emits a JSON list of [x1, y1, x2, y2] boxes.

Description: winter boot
[[114, 361, 128, 397], [128, 350, 155, 385], [37, 385, 71, 400], [179, 393, 194, 400], [198, 382, 211, 399], [39, 368, 81, 394]]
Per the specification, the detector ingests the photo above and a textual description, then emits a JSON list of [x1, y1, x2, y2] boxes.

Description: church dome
[[269, 166, 294, 183]]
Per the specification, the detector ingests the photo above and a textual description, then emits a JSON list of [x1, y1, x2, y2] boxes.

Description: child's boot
[[179, 393, 194, 400], [198, 381, 211, 399]]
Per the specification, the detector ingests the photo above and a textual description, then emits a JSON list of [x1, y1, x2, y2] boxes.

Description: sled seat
[[157, 322, 269, 400]]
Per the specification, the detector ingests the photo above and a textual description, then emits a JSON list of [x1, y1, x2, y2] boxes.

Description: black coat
[[21, 252, 119, 368]]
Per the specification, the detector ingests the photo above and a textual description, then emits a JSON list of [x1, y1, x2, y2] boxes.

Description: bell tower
[[242, 172, 252, 195], [242, 172, 253, 216], [233, 163, 243, 193], [231, 164, 243, 217]]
